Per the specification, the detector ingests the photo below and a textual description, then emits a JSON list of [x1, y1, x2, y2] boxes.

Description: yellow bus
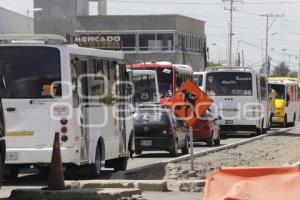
[[268, 77, 299, 127]]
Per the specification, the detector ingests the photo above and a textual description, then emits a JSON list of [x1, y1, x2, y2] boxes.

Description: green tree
[[271, 62, 290, 77], [207, 61, 221, 68]]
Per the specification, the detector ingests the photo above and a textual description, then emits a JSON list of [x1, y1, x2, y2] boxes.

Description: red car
[[192, 111, 221, 147]]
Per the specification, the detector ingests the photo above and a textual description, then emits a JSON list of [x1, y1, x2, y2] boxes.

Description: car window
[[135, 110, 170, 125]]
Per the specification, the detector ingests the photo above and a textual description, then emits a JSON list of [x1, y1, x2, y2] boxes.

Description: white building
[[0, 7, 34, 34]]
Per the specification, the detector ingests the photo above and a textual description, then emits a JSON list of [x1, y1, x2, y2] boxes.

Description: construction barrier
[[204, 166, 300, 200]]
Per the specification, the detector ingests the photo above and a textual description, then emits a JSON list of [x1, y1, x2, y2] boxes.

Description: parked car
[[134, 106, 189, 157], [192, 111, 221, 147]]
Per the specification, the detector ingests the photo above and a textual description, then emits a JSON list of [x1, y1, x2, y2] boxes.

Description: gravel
[[165, 128, 300, 180]]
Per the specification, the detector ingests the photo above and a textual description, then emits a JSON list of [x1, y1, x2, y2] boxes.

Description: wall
[[0, 7, 33, 34]]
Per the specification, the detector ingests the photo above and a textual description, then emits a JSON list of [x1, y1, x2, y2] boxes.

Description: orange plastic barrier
[[203, 167, 300, 200]]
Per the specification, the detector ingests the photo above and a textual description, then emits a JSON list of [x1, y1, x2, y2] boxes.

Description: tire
[[291, 113, 296, 127], [113, 157, 128, 172], [214, 138, 221, 146], [181, 137, 189, 155], [0, 153, 4, 184], [282, 115, 288, 128], [89, 144, 102, 178], [4, 166, 19, 181], [262, 120, 267, 134], [169, 138, 178, 157]]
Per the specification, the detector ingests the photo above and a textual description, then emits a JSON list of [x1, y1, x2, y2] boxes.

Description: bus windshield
[[206, 72, 253, 96], [270, 84, 285, 100], [141, 67, 173, 97], [193, 74, 203, 86], [0, 47, 61, 99], [133, 74, 157, 103]]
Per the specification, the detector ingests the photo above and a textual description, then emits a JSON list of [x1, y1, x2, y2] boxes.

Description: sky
[[1, 0, 300, 72]]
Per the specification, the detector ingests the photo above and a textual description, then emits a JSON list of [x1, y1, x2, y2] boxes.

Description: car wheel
[[89, 144, 102, 178], [181, 137, 189, 155], [170, 138, 178, 157], [213, 138, 221, 146], [207, 135, 213, 147]]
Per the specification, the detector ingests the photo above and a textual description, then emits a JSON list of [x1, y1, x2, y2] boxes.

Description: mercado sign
[[73, 34, 121, 50]]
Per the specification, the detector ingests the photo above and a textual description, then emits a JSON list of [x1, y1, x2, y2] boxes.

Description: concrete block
[[135, 180, 168, 192], [9, 188, 141, 200], [179, 180, 206, 192], [81, 180, 135, 189]]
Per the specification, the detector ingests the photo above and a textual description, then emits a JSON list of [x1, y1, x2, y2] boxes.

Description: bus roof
[[206, 66, 256, 72], [130, 62, 193, 74], [127, 69, 157, 76], [268, 77, 298, 82]]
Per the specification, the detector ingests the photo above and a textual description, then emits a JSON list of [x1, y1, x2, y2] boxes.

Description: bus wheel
[[112, 157, 128, 172], [291, 113, 296, 127], [89, 144, 102, 178], [4, 166, 19, 181], [262, 119, 267, 134], [0, 153, 4, 182], [283, 115, 288, 127]]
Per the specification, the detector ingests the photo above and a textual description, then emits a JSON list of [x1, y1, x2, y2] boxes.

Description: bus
[[127, 69, 160, 105], [193, 71, 206, 91], [198, 67, 269, 136], [129, 62, 193, 102], [0, 34, 134, 179], [0, 101, 5, 185], [268, 77, 299, 127]]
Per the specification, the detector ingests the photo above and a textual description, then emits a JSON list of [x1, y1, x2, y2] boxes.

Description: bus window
[[206, 72, 252, 96], [193, 74, 203, 87], [133, 74, 157, 103], [260, 77, 267, 101], [270, 84, 285, 100], [0, 47, 62, 99], [157, 68, 173, 97]]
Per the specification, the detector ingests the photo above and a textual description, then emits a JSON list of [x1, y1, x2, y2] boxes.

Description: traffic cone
[[46, 132, 65, 190]]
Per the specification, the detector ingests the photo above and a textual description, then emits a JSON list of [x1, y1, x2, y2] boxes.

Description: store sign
[[73, 35, 121, 50]]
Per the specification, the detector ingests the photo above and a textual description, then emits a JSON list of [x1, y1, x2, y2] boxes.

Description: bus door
[[73, 58, 89, 161]]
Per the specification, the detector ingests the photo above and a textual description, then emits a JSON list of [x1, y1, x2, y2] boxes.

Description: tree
[[289, 71, 298, 78], [271, 62, 290, 77], [207, 61, 221, 68]]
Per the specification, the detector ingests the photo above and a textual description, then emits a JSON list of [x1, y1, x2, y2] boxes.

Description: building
[[0, 7, 34, 34], [34, 0, 206, 71]]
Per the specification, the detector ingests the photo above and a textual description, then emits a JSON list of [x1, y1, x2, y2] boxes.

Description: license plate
[[225, 120, 233, 125], [141, 140, 152, 147], [6, 152, 19, 161]]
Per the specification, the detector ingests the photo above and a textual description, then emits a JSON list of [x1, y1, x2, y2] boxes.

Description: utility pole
[[242, 49, 245, 68], [260, 14, 284, 76], [298, 48, 300, 82], [223, 0, 242, 67]]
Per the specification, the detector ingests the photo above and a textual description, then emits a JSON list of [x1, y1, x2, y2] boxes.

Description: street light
[[282, 48, 287, 64]]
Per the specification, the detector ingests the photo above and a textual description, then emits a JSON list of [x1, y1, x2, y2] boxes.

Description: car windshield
[[206, 72, 253, 96], [270, 84, 285, 100], [0, 46, 61, 99]]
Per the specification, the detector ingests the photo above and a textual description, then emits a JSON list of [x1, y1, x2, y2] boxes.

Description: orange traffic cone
[[46, 132, 65, 190]]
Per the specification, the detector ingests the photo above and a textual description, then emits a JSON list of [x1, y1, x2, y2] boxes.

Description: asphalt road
[[0, 125, 289, 199]]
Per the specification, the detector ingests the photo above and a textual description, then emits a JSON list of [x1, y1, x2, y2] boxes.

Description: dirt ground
[[165, 127, 300, 180]]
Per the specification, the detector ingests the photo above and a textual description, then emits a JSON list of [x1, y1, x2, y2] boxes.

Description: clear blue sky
[[1, 0, 300, 71]]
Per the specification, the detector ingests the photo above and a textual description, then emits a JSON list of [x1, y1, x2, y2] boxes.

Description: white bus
[[268, 77, 299, 127], [0, 35, 134, 179], [197, 67, 269, 136], [128, 70, 160, 104]]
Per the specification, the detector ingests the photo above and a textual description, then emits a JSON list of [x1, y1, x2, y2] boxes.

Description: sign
[[166, 80, 213, 126], [73, 34, 121, 50]]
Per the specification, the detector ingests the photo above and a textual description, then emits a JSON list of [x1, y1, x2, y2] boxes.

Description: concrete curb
[[9, 188, 142, 200], [163, 125, 299, 164], [77, 180, 168, 192]]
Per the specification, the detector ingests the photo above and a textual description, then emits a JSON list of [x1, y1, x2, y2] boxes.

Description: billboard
[[73, 35, 121, 50]]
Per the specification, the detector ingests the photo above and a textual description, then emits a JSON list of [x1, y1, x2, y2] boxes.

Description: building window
[[120, 34, 136, 51], [139, 34, 156, 51], [157, 33, 174, 51]]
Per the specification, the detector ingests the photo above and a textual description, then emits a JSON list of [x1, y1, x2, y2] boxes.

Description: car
[[134, 106, 189, 157], [192, 111, 221, 147]]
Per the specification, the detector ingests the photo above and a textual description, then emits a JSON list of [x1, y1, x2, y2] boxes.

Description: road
[[0, 126, 288, 199]]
